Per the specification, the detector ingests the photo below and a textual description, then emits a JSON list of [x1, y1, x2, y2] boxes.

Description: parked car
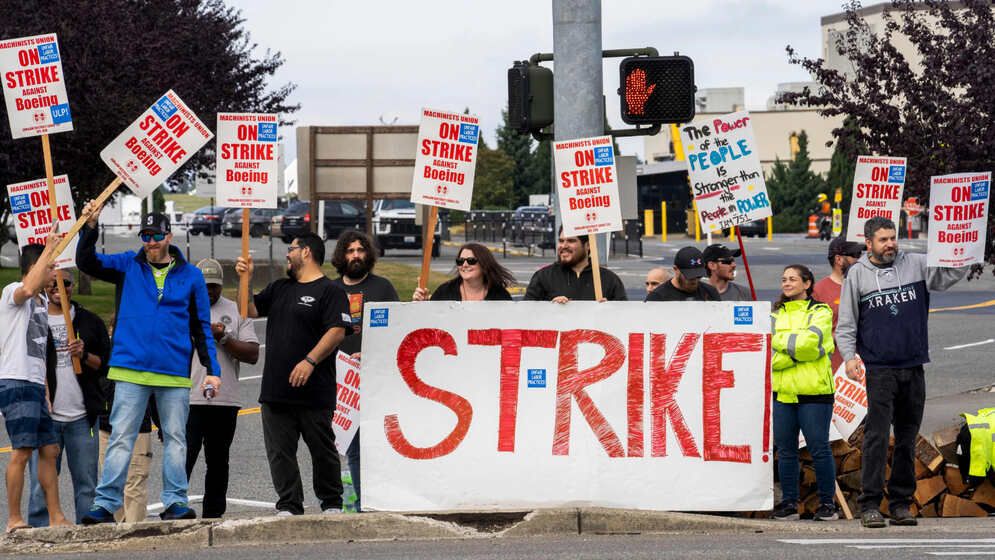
[[372, 199, 440, 257], [274, 200, 367, 243], [512, 205, 551, 226], [189, 206, 230, 236], [736, 219, 768, 238], [222, 207, 282, 238]]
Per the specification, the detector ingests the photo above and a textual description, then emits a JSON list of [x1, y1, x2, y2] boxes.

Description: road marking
[[927, 553, 995, 556], [931, 299, 995, 313], [780, 539, 995, 545], [944, 339, 995, 350], [853, 545, 995, 549]]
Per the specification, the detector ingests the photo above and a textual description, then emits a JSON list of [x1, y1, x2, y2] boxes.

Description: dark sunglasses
[[455, 257, 479, 266], [140, 232, 166, 242], [716, 258, 735, 265]]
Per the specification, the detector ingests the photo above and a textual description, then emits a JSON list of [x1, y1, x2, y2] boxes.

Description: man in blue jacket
[[76, 204, 221, 524]]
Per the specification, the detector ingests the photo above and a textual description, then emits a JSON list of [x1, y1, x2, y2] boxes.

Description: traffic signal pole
[[552, 0, 608, 263]]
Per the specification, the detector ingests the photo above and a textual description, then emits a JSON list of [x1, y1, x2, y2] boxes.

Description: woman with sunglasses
[[770, 264, 838, 522], [412, 243, 515, 301]]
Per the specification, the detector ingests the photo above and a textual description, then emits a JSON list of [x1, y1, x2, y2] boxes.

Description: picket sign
[[361, 301, 773, 512], [333, 351, 361, 455], [553, 135, 624, 301], [215, 112, 279, 318], [6, 175, 77, 268], [846, 155, 907, 243], [927, 172, 991, 267], [410, 108, 480, 289]]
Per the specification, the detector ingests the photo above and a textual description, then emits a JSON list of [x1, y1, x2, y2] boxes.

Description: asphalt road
[[0, 232, 992, 523], [25, 531, 995, 559]]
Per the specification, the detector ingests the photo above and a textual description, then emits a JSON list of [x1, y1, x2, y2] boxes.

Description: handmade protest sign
[[846, 155, 907, 243], [100, 90, 213, 199], [333, 351, 361, 455], [410, 108, 479, 211], [680, 111, 771, 233], [0, 33, 73, 139], [927, 172, 991, 267], [361, 301, 773, 512], [554, 135, 623, 237], [215, 113, 279, 208], [6, 175, 77, 269]]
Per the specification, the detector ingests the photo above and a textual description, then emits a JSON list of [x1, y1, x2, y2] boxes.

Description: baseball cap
[[139, 212, 171, 235], [197, 258, 224, 285], [702, 243, 742, 263], [828, 236, 864, 259], [674, 246, 707, 279]]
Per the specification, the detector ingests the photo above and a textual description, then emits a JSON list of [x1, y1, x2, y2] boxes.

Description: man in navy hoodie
[[75, 203, 221, 524], [837, 216, 966, 528]]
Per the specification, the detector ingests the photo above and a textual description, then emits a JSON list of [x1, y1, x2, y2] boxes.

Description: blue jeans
[[27, 416, 99, 525], [347, 429, 361, 512], [773, 399, 836, 506], [93, 382, 190, 513]]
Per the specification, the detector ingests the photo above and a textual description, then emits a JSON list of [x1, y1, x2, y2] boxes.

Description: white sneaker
[[322, 508, 342, 515], [275, 510, 293, 517]]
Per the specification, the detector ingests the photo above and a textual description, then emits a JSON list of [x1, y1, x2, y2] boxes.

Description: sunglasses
[[140, 232, 166, 243], [716, 258, 735, 265], [455, 257, 479, 266]]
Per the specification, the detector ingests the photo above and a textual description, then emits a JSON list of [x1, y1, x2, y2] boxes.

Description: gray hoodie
[[836, 251, 966, 369]]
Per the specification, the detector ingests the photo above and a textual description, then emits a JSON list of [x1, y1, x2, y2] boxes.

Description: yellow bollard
[[660, 201, 667, 243], [728, 223, 735, 242], [767, 216, 773, 241], [692, 201, 701, 242], [644, 209, 654, 238]]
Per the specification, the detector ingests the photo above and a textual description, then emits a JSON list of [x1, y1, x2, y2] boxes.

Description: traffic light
[[507, 61, 553, 134], [618, 55, 695, 125]]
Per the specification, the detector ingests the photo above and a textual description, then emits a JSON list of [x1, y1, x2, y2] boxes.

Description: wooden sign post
[[418, 206, 439, 291]]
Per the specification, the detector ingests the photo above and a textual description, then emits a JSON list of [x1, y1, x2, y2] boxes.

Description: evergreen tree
[[495, 109, 535, 207], [472, 137, 515, 210], [824, 117, 865, 211], [765, 131, 827, 232], [527, 139, 552, 203]]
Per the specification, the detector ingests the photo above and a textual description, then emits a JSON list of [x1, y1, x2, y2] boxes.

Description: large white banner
[[0, 33, 73, 139], [410, 107, 479, 211], [927, 172, 990, 268], [554, 135, 623, 237], [6, 175, 77, 269], [846, 155, 907, 242], [681, 111, 772, 232], [100, 90, 213, 198], [361, 301, 773, 512], [215, 112, 279, 208]]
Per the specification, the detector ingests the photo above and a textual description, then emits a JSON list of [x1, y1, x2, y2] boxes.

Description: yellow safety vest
[[960, 408, 995, 478]]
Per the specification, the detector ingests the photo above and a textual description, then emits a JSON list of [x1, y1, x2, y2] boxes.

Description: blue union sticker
[[151, 96, 178, 122], [970, 181, 990, 201], [527, 368, 546, 388], [50, 103, 72, 125], [458, 123, 479, 144], [257, 122, 277, 142], [734, 306, 753, 325], [10, 194, 30, 214], [594, 146, 614, 166], [37, 43, 59, 64], [888, 165, 906, 183], [369, 308, 389, 328]]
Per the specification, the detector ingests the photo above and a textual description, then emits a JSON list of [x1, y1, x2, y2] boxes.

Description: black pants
[[185, 404, 239, 518], [261, 402, 342, 514], [858, 366, 925, 513]]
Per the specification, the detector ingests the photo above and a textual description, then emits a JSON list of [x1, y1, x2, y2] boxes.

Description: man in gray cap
[[645, 246, 720, 302], [186, 259, 259, 518], [702, 244, 751, 301]]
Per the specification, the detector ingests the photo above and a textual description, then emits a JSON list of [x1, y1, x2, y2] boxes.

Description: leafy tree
[[527, 139, 551, 202], [472, 137, 515, 210], [765, 131, 827, 232], [781, 0, 995, 272], [495, 109, 534, 207], [0, 0, 298, 253]]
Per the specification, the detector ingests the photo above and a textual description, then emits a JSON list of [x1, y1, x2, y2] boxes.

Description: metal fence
[[461, 212, 643, 258]]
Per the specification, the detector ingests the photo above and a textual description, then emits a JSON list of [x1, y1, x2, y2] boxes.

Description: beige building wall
[[643, 110, 844, 176]]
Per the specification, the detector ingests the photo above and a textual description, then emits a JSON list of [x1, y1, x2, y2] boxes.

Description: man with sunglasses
[[236, 233, 353, 516], [27, 272, 111, 526], [76, 205, 221, 524], [702, 244, 751, 301]]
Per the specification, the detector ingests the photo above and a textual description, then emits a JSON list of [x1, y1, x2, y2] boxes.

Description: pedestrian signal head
[[618, 56, 695, 125]]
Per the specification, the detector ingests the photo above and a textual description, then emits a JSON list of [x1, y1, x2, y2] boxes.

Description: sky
[[231, 0, 855, 160]]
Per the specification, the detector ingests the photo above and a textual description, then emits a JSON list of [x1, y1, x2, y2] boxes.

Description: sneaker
[[890, 506, 918, 526], [160, 503, 197, 521], [772, 501, 799, 520], [861, 509, 886, 528], [322, 508, 342, 515], [275, 510, 294, 517], [81, 506, 116, 525], [813, 503, 839, 521]]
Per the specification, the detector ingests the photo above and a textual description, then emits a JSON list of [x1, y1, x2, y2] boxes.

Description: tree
[[824, 117, 866, 211], [781, 0, 995, 271], [0, 0, 298, 244], [527, 139, 551, 202], [472, 137, 515, 210], [495, 109, 534, 207], [765, 131, 827, 232]]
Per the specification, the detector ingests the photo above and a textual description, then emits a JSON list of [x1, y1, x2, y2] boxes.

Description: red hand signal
[[625, 68, 656, 115]]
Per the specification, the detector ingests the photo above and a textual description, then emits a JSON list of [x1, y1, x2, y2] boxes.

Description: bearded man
[[524, 228, 627, 303]]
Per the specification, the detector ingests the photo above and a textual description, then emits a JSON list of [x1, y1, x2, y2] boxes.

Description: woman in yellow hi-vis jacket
[[770, 264, 837, 522]]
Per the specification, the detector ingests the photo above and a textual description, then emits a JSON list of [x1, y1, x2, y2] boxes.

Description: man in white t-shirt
[[0, 240, 71, 532], [186, 259, 259, 518]]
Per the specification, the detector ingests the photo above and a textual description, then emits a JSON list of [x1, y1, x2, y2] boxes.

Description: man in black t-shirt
[[645, 246, 720, 302], [330, 230, 398, 512], [236, 233, 352, 516]]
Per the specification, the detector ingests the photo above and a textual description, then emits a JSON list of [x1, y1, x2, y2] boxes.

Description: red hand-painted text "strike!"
[[384, 328, 765, 464]]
